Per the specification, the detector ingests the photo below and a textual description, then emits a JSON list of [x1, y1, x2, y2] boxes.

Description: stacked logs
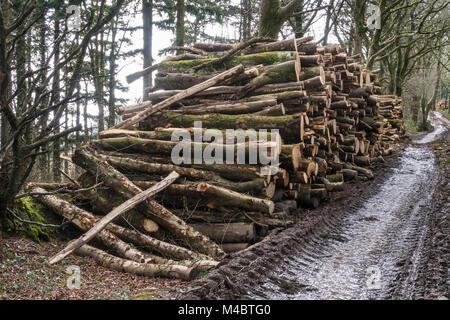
[[30, 37, 404, 279], [101, 38, 404, 250]]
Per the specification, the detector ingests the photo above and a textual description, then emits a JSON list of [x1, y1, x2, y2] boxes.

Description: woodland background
[[0, 0, 448, 222]]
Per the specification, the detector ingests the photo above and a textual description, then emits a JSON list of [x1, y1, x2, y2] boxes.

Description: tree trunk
[[31, 187, 169, 266], [258, 0, 303, 38], [175, 0, 185, 48], [143, 0, 153, 96]]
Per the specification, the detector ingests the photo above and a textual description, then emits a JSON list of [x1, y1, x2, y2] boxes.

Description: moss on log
[[158, 51, 297, 74]]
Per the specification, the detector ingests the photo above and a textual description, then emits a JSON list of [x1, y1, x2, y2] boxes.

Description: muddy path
[[179, 112, 449, 300]]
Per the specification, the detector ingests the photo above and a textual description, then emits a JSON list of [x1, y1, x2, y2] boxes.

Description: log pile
[[30, 37, 404, 279]]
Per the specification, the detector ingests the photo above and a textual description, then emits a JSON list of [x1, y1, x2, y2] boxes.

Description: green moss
[[158, 51, 296, 75], [6, 197, 58, 243], [439, 109, 449, 118], [404, 120, 421, 133]]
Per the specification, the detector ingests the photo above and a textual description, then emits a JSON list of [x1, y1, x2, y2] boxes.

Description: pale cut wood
[[76, 244, 199, 281], [114, 64, 245, 129], [48, 171, 180, 265]]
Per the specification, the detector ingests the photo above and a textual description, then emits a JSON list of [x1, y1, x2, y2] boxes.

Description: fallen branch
[[48, 171, 180, 265]]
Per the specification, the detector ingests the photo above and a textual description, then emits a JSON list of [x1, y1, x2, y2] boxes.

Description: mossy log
[[73, 147, 226, 260], [91, 136, 280, 164], [134, 176, 276, 200], [115, 64, 245, 130], [92, 151, 269, 182], [242, 39, 317, 55], [100, 128, 281, 146], [154, 73, 212, 90], [144, 77, 321, 104], [242, 62, 324, 94], [172, 99, 278, 115], [143, 111, 301, 143], [158, 51, 297, 74], [95, 153, 271, 195]]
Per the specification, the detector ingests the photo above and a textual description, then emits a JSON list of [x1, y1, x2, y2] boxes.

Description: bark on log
[[31, 187, 153, 264], [143, 111, 302, 143], [173, 99, 277, 115], [242, 62, 324, 95], [242, 39, 316, 55], [252, 103, 286, 116], [91, 136, 280, 164], [154, 73, 212, 90], [134, 182, 275, 214], [158, 51, 296, 74]]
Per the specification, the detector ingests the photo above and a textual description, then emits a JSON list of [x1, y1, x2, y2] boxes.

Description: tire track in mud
[[246, 147, 436, 300], [178, 114, 448, 300]]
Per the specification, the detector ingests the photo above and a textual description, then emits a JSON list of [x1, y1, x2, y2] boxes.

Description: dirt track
[[178, 112, 449, 300]]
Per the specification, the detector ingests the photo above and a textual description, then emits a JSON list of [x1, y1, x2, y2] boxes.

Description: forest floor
[[0, 236, 185, 300], [0, 113, 448, 300]]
